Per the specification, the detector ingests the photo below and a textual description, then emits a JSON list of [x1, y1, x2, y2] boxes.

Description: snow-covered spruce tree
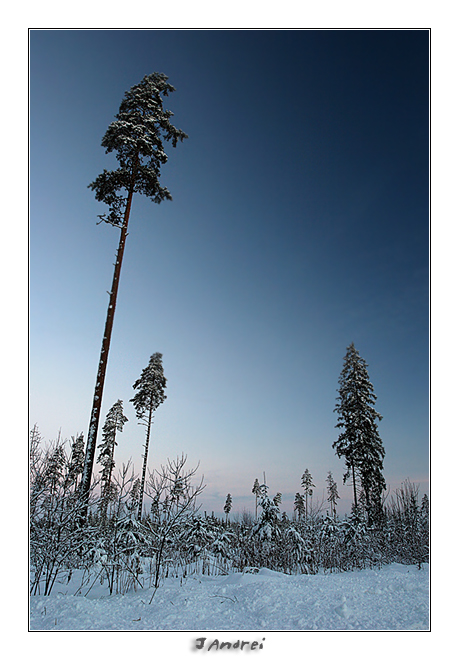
[[97, 400, 128, 521], [80, 73, 187, 514], [224, 493, 233, 525], [67, 433, 85, 493], [301, 468, 315, 521], [250, 485, 282, 569], [333, 343, 385, 523], [294, 492, 305, 522], [131, 353, 167, 520], [326, 471, 340, 518]]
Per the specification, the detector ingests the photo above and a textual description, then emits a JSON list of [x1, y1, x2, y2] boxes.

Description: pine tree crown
[[89, 72, 188, 226], [131, 352, 167, 418]]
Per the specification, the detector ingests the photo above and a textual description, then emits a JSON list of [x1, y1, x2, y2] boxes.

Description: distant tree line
[[30, 421, 428, 597]]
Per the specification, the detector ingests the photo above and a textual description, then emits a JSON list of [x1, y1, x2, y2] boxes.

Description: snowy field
[[30, 563, 429, 631]]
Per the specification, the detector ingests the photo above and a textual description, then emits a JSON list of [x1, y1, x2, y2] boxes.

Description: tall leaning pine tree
[[333, 343, 385, 523], [131, 353, 167, 521], [79, 74, 187, 513]]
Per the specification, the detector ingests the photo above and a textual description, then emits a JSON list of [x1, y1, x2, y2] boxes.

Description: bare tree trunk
[[351, 461, 358, 510], [80, 168, 137, 517], [137, 397, 154, 521]]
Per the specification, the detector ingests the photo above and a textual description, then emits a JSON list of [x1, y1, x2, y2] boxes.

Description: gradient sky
[[30, 29, 429, 517]]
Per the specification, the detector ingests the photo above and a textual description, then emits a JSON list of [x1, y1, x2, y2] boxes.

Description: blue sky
[[30, 30, 429, 517]]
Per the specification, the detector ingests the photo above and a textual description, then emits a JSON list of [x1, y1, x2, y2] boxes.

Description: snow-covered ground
[[30, 563, 429, 631]]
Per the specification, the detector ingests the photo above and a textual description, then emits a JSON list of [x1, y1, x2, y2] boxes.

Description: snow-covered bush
[[340, 509, 373, 570], [29, 433, 95, 595], [318, 513, 341, 572], [280, 524, 312, 574], [385, 480, 429, 567], [143, 455, 206, 588]]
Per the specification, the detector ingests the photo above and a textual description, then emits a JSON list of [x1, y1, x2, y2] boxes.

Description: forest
[[29, 418, 429, 598]]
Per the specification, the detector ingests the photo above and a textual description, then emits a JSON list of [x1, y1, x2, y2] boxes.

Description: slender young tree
[[333, 343, 385, 522], [30, 425, 43, 512], [80, 73, 187, 513], [66, 433, 85, 493], [130, 353, 167, 520], [252, 478, 261, 519], [97, 400, 128, 521], [224, 493, 232, 525], [301, 468, 315, 521]]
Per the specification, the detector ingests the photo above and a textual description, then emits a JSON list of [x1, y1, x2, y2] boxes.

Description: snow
[[30, 563, 429, 631]]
